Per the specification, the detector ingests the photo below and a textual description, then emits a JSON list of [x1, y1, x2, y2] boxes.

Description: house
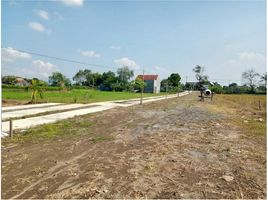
[[15, 77, 30, 86], [136, 75, 160, 93]]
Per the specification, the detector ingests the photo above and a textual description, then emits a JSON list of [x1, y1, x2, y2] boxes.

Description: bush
[[2, 84, 71, 92]]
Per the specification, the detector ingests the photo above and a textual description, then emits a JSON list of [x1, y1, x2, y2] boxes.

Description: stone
[[258, 118, 264, 122], [221, 175, 234, 182]]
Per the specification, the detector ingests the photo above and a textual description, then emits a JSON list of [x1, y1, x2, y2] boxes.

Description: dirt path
[[2, 92, 266, 199]]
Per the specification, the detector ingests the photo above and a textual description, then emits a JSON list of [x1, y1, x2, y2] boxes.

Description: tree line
[[188, 66, 267, 94], [2, 65, 266, 94]]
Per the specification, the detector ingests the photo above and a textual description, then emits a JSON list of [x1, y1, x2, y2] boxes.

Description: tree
[[133, 77, 146, 92], [100, 71, 118, 91], [242, 69, 260, 93], [73, 69, 88, 85], [160, 79, 169, 92], [167, 73, 181, 87], [49, 72, 71, 88], [117, 67, 134, 83], [2, 75, 17, 85], [193, 65, 208, 82], [73, 69, 93, 86], [210, 82, 223, 94], [260, 72, 267, 87], [193, 65, 209, 89], [25, 79, 45, 103]]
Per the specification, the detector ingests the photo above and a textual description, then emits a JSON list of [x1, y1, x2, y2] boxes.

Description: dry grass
[[209, 94, 266, 136]]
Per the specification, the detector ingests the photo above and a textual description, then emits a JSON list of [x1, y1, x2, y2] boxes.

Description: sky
[[1, 0, 267, 85]]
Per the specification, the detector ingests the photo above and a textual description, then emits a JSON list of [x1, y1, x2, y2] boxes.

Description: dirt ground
[[1, 92, 266, 199]]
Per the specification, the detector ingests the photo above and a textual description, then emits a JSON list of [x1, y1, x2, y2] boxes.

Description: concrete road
[[1, 91, 191, 135], [2, 103, 94, 121], [2, 103, 63, 112]]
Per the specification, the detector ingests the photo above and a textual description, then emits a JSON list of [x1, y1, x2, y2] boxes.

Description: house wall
[[143, 78, 160, 93], [154, 78, 160, 93], [144, 80, 154, 93]]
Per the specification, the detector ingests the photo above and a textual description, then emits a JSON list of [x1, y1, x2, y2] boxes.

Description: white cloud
[[37, 10, 49, 20], [226, 52, 266, 67], [110, 46, 121, 50], [28, 22, 45, 32], [238, 52, 265, 62], [80, 50, 101, 58], [2, 47, 32, 63], [114, 57, 140, 70], [32, 60, 58, 78], [59, 0, 84, 7]]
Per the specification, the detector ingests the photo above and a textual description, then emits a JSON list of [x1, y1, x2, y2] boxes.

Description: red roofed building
[[136, 74, 160, 93]]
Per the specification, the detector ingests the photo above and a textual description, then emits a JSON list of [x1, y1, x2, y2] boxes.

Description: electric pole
[[166, 81, 168, 99], [140, 70, 144, 105]]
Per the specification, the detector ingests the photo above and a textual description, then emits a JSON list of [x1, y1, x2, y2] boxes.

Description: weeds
[[90, 135, 113, 143], [209, 94, 266, 137]]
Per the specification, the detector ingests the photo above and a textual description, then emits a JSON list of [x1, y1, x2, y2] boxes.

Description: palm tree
[[25, 79, 45, 103]]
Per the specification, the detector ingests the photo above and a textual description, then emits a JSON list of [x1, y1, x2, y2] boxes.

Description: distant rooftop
[[137, 75, 158, 81]]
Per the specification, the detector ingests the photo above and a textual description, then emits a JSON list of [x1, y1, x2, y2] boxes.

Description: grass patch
[[90, 135, 113, 143], [2, 114, 114, 145], [209, 94, 266, 137], [2, 116, 93, 144], [2, 88, 167, 104], [235, 118, 266, 137]]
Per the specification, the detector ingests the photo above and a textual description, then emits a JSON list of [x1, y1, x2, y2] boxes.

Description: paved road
[[2, 103, 93, 120], [1, 91, 191, 135], [2, 103, 63, 112]]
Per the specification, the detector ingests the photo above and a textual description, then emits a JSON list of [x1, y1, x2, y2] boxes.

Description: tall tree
[[2, 75, 17, 85], [160, 79, 169, 92], [242, 69, 260, 92], [168, 73, 181, 87], [73, 69, 92, 86], [260, 72, 267, 86], [117, 67, 134, 83], [193, 65, 209, 89], [100, 71, 118, 91], [48, 72, 71, 87], [193, 65, 208, 83], [73, 69, 88, 85]]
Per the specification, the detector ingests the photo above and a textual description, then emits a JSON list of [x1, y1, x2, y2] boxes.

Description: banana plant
[[25, 79, 45, 104]]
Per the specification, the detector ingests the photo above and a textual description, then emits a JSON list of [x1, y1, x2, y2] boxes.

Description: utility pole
[[166, 82, 168, 99], [140, 70, 144, 105]]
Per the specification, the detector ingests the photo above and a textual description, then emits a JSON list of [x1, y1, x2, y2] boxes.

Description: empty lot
[[2, 92, 266, 199]]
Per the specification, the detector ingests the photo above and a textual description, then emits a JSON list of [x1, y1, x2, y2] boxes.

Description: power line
[[2, 47, 119, 70], [1, 47, 245, 83]]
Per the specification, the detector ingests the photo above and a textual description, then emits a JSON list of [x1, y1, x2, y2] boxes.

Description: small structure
[[199, 85, 214, 101], [137, 75, 160, 93], [15, 77, 30, 86]]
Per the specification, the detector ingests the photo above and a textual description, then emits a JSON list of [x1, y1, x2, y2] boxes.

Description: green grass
[[2, 88, 166, 104], [2, 116, 112, 144]]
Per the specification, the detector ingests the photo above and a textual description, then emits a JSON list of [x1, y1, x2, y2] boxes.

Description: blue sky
[[2, 0, 266, 85]]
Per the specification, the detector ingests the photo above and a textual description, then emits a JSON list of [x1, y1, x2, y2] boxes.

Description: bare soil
[[2, 93, 266, 199]]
